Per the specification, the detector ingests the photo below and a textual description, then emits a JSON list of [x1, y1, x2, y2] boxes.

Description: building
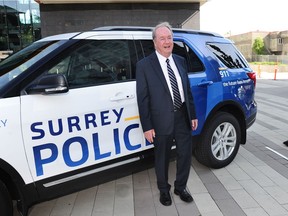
[[36, 0, 206, 37], [229, 30, 288, 63], [269, 31, 288, 55]]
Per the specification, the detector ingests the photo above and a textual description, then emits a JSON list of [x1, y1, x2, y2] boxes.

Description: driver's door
[[21, 38, 149, 182]]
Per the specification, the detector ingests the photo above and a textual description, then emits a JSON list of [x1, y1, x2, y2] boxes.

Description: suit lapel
[[149, 52, 171, 95]]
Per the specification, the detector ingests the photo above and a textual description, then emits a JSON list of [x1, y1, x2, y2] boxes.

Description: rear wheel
[[0, 179, 13, 216], [195, 112, 241, 168]]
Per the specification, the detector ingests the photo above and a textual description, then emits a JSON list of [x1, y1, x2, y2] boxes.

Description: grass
[[249, 62, 287, 66]]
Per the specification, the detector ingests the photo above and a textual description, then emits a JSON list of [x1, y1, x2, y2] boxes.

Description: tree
[[252, 37, 265, 55]]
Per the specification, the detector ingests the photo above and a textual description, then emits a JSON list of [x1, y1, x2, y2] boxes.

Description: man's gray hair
[[152, 22, 173, 40]]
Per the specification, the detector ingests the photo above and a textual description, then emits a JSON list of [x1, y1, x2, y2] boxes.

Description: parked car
[[0, 26, 257, 215]]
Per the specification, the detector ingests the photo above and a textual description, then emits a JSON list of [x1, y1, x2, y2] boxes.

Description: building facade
[[37, 0, 205, 38], [269, 31, 288, 55]]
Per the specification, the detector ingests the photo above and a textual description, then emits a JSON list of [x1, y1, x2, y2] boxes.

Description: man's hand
[[191, 119, 198, 131], [144, 129, 156, 143]]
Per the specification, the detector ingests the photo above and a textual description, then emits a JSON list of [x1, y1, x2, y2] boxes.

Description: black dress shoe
[[159, 192, 172, 206], [174, 188, 193, 203]]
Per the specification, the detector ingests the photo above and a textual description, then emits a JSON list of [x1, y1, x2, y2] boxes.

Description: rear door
[[21, 37, 150, 182], [206, 42, 255, 114]]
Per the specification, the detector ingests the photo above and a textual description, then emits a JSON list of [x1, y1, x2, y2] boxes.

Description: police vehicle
[[0, 26, 257, 215]]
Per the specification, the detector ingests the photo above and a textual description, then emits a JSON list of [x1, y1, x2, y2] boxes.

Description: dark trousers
[[153, 105, 192, 193]]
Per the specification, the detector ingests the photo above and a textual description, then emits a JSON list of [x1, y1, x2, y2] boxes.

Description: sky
[[200, 0, 288, 36]]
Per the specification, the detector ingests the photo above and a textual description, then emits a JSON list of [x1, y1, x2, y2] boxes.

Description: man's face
[[153, 26, 174, 58]]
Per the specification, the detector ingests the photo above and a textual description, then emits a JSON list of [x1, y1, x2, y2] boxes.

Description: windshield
[[0, 40, 66, 90]]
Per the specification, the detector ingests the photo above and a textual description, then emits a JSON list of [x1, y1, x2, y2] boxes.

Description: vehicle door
[[206, 42, 255, 111], [20, 36, 150, 182]]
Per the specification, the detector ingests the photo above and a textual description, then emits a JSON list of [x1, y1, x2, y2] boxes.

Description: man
[[136, 22, 198, 206]]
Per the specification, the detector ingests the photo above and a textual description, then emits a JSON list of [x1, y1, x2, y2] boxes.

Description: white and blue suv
[[0, 26, 257, 215]]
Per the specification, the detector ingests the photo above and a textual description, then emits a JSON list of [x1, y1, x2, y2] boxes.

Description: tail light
[[247, 72, 256, 87]]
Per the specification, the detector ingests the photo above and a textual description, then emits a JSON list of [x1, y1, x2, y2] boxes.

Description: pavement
[[257, 71, 288, 80], [15, 76, 288, 216]]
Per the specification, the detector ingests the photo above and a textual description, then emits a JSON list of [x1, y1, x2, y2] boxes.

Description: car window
[[0, 41, 65, 91], [207, 43, 249, 69], [47, 40, 132, 88], [139, 40, 204, 73], [140, 40, 155, 57], [173, 41, 204, 73]]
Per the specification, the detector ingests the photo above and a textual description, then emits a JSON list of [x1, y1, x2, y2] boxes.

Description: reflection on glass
[[207, 43, 248, 69], [0, 0, 41, 55], [0, 40, 65, 90]]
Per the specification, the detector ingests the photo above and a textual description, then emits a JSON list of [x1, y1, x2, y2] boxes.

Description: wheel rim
[[211, 122, 236, 160]]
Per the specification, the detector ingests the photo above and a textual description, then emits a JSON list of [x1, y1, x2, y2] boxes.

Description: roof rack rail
[[94, 26, 153, 31], [93, 26, 222, 37]]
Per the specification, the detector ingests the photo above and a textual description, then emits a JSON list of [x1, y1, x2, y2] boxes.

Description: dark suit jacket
[[136, 52, 197, 135]]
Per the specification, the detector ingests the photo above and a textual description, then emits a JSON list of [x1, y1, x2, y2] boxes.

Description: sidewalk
[[256, 71, 288, 80]]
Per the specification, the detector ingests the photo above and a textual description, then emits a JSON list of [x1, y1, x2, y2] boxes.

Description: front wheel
[[194, 112, 241, 168], [0, 179, 13, 216]]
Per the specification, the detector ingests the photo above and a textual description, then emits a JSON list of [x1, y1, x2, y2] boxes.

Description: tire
[[195, 112, 241, 168], [0, 179, 13, 216]]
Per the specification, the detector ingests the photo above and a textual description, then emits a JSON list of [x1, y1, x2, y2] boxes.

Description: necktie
[[166, 58, 182, 110]]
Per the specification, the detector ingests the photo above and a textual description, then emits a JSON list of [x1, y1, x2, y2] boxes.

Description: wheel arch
[[0, 160, 24, 200], [204, 100, 247, 145], [0, 159, 38, 216]]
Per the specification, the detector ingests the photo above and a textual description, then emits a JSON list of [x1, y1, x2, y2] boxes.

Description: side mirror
[[27, 74, 69, 94]]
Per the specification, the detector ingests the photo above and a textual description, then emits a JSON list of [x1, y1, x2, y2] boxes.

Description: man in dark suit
[[136, 22, 198, 206]]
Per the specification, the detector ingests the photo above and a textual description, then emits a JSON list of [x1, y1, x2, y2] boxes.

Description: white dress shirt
[[156, 51, 185, 103]]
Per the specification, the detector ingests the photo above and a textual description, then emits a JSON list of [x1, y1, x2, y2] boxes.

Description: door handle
[[197, 81, 213, 87], [110, 94, 135, 101]]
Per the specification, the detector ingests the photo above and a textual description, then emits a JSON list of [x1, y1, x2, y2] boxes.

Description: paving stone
[[215, 198, 246, 216]]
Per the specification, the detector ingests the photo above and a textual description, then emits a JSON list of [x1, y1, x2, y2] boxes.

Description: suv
[[0, 27, 257, 215]]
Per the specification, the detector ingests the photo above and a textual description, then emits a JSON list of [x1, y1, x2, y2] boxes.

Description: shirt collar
[[155, 51, 172, 63]]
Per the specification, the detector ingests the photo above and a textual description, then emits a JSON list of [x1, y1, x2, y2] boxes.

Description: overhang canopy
[[35, 0, 206, 5]]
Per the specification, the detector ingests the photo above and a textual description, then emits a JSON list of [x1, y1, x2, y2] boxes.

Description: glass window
[[46, 40, 132, 88], [0, 40, 65, 90], [173, 41, 204, 73], [0, 0, 40, 54], [140, 40, 155, 58], [207, 43, 249, 69]]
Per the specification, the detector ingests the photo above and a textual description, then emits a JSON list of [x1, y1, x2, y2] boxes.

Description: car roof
[[37, 32, 81, 42]]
